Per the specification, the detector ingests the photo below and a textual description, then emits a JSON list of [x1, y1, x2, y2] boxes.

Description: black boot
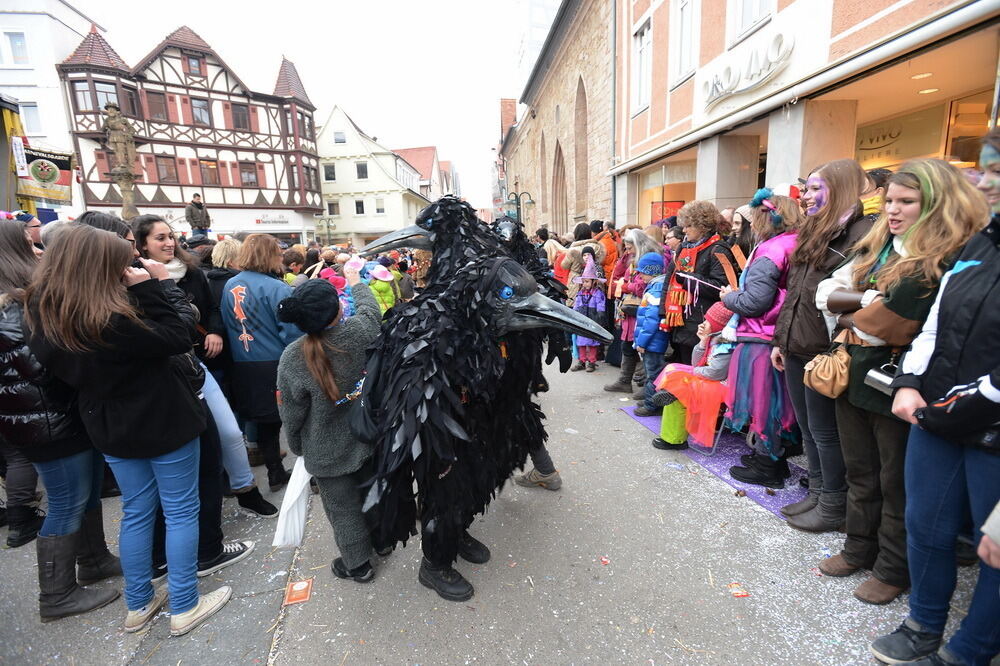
[[76, 506, 122, 586], [458, 532, 490, 564], [266, 464, 291, 492], [739, 451, 791, 478], [236, 487, 278, 517], [418, 558, 474, 602], [7, 505, 45, 548], [38, 532, 119, 622], [729, 455, 787, 489]]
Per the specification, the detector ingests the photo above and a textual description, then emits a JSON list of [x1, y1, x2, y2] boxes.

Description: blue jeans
[[33, 448, 103, 537], [905, 427, 1000, 665], [642, 350, 667, 410], [105, 439, 201, 614], [202, 366, 254, 491]]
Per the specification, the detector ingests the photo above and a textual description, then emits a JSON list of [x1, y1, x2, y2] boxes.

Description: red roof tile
[[62, 24, 130, 71], [273, 58, 312, 107], [161, 26, 212, 52], [393, 147, 437, 180]]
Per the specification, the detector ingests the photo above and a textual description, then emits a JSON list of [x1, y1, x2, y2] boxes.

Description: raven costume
[[359, 197, 611, 600]]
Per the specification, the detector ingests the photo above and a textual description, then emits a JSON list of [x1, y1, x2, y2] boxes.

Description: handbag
[[349, 352, 382, 444], [803, 330, 851, 399], [620, 293, 641, 318]]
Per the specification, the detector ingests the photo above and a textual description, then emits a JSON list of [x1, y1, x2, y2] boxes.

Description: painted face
[[124, 231, 140, 259], [143, 222, 175, 262], [801, 174, 828, 216], [978, 145, 1000, 213], [884, 183, 922, 237]]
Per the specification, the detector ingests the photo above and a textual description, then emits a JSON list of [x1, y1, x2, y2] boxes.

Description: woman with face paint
[[815, 159, 986, 607], [773, 159, 876, 526], [868, 132, 999, 666]]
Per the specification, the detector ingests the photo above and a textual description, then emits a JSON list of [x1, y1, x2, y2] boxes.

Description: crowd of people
[[0, 130, 997, 664]]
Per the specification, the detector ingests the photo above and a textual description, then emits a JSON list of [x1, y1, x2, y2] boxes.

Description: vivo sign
[[703, 31, 795, 111]]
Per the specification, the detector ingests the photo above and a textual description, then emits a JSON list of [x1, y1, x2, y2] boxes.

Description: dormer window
[[187, 55, 204, 75]]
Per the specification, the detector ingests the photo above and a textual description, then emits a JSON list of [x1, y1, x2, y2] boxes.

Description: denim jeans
[[784, 354, 847, 493], [105, 439, 200, 614], [33, 448, 103, 537], [642, 350, 667, 410], [905, 427, 1000, 666], [202, 365, 254, 491]]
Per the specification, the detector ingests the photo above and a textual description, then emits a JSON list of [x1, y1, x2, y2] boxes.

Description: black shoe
[[151, 563, 167, 584], [0, 503, 6, 528], [740, 452, 756, 466], [799, 476, 809, 488], [633, 405, 662, 418], [458, 532, 490, 564], [6, 505, 45, 548], [237, 487, 278, 518], [331, 557, 375, 583], [739, 452, 791, 478], [418, 558, 474, 602], [375, 545, 394, 557], [197, 540, 255, 577], [267, 466, 292, 492], [870, 618, 942, 664], [729, 456, 786, 489], [955, 537, 978, 567], [652, 437, 688, 451]]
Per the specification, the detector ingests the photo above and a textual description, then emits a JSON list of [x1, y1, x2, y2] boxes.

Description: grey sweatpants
[[314, 468, 373, 570]]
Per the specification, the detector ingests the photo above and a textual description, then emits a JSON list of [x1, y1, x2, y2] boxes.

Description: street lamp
[[504, 191, 535, 223]]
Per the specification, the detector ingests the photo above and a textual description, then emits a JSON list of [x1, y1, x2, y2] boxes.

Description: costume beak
[[509, 292, 613, 342], [360, 225, 431, 256]]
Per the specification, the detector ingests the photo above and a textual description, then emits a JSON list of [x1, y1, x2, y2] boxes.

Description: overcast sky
[[81, 0, 535, 209]]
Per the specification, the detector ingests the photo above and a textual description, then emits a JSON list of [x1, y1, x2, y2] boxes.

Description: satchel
[[803, 330, 851, 399]]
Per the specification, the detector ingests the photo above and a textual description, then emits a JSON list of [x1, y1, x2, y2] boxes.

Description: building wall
[[502, 0, 614, 235]]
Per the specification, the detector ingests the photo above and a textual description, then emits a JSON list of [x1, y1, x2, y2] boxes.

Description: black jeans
[[0, 441, 38, 507], [784, 354, 846, 493], [154, 401, 225, 565], [256, 421, 284, 470]]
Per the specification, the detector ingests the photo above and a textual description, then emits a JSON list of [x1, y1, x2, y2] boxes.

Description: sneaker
[[197, 540, 255, 577], [331, 557, 375, 583], [585, 362, 596, 372], [169, 586, 232, 637], [151, 563, 168, 584], [236, 487, 278, 518], [870, 618, 942, 664], [514, 468, 562, 491], [124, 586, 168, 633]]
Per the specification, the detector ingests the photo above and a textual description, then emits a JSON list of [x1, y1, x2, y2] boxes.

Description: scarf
[[165, 257, 188, 281], [861, 194, 883, 216], [663, 234, 720, 328], [191, 201, 204, 210]]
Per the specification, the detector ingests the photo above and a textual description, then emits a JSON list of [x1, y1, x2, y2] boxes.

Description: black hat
[[187, 233, 210, 248], [277, 279, 340, 334]]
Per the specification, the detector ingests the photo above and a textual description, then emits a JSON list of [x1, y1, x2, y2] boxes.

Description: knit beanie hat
[[704, 301, 734, 333], [277, 278, 340, 334], [636, 252, 664, 276]]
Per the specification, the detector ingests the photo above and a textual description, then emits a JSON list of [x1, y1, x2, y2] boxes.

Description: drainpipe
[[610, 0, 617, 227]]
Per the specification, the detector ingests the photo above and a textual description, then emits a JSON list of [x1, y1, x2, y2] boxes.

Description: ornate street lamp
[[504, 191, 535, 223]]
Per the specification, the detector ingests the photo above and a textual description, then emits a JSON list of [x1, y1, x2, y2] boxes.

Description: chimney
[[500, 98, 517, 141]]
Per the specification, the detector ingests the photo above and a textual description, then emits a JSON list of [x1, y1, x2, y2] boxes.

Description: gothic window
[[574, 78, 589, 215]]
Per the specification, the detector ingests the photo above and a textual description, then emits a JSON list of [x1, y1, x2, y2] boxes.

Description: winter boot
[[76, 506, 122, 586], [633, 366, 647, 385], [236, 487, 278, 518], [569, 361, 586, 372], [7, 504, 45, 548], [246, 445, 265, 467], [38, 532, 120, 622], [418, 558, 474, 602], [786, 491, 846, 533], [781, 476, 820, 516], [458, 532, 491, 564], [631, 388, 646, 401], [0, 500, 6, 528], [266, 464, 291, 492], [603, 354, 636, 393], [729, 455, 787, 489]]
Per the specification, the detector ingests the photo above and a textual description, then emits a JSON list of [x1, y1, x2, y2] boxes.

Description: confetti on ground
[[727, 582, 750, 597], [765, 488, 776, 496], [600, 556, 610, 565], [664, 462, 686, 471], [564, 428, 579, 434], [735, 489, 747, 497]]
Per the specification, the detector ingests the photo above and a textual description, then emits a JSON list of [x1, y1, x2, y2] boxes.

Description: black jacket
[[204, 266, 239, 372], [0, 298, 91, 462], [27, 279, 207, 459], [177, 265, 223, 361], [665, 237, 734, 350]]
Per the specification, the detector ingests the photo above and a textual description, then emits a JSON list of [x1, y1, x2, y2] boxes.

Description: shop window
[[946, 90, 994, 169], [191, 98, 211, 126], [633, 21, 651, 111], [73, 81, 93, 111], [200, 159, 219, 185], [671, 0, 698, 84], [323, 163, 336, 181], [327, 201, 340, 216], [156, 156, 178, 183], [232, 103, 250, 130], [146, 91, 168, 121], [95, 82, 118, 109], [239, 162, 258, 187], [18, 102, 40, 134]]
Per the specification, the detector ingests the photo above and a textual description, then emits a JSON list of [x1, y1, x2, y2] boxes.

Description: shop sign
[[11, 137, 28, 176], [703, 31, 795, 111], [855, 104, 945, 169], [255, 214, 289, 225]]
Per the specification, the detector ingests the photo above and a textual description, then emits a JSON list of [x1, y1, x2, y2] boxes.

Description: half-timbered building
[[57, 25, 322, 241]]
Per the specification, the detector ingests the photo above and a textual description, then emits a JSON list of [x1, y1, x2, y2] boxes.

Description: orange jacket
[[594, 230, 620, 293]]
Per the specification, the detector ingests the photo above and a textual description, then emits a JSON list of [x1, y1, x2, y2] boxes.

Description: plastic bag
[[272, 457, 313, 548]]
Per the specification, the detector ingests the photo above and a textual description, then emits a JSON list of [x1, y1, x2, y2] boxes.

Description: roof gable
[[61, 24, 130, 72], [392, 146, 438, 180], [273, 58, 313, 109], [131, 26, 252, 94]]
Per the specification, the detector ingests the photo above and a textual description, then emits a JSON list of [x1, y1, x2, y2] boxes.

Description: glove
[[544, 329, 573, 373], [916, 380, 1000, 439]]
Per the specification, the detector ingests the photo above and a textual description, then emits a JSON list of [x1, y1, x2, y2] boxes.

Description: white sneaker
[[169, 586, 232, 637], [124, 586, 168, 633]]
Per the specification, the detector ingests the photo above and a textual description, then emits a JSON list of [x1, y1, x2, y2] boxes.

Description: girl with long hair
[[25, 224, 232, 636], [772, 158, 875, 529], [815, 159, 987, 605], [276, 263, 383, 582]]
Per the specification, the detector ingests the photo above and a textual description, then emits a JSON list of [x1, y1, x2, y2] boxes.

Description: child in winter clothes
[[366, 264, 400, 314], [570, 257, 607, 372], [633, 252, 670, 416]]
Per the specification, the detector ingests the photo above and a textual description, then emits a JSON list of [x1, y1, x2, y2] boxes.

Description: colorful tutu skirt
[[725, 342, 796, 457], [655, 364, 728, 447]]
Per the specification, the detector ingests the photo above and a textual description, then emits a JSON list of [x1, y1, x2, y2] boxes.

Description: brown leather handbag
[[803, 330, 851, 399]]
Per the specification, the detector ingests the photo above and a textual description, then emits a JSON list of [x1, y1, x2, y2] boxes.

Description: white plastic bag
[[272, 457, 313, 547]]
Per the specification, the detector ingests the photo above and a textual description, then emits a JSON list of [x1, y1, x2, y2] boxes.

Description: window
[[4, 32, 28, 65], [155, 156, 178, 183], [73, 82, 93, 111], [356, 161, 368, 179], [301, 113, 314, 139], [187, 56, 203, 75], [633, 21, 651, 110], [147, 92, 168, 121], [239, 162, 258, 187], [191, 98, 211, 126], [94, 82, 118, 109], [19, 103, 40, 134], [199, 159, 219, 185], [323, 163, 336, 181], [327, 201, 340, 216], [375, 198, 385, 214], [355, 199, 365, 215], [231, 103, 250, 130], [732, 0, 771, 38], [671, 0, 697, 82], [333, 131, 346, 144], [304, 166, 318, 190], [288, 163, 298, 189], [121, 88, 140, 118]]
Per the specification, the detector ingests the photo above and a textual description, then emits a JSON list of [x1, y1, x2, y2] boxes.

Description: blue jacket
[[634, 276, 669, 353], [222, 271, 303, 363]]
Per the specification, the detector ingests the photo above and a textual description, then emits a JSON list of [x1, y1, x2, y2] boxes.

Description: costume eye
[[499, 285, 514, 300]]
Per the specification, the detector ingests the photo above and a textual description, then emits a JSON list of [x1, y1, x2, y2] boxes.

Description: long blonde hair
[[793, 159, 868, 266], [25, 223, 141, 352], [851, 159, 989, 292]]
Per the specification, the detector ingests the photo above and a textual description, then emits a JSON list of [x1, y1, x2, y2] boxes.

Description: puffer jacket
[[634, 276, 669, 354], [561, 240, 607, 301], [0, 296, 91, 463]]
